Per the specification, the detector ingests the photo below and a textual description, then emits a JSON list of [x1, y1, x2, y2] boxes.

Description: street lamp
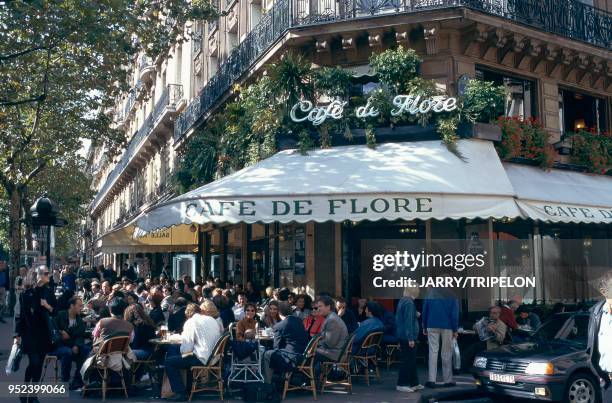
[[30, 194, 67, 288]]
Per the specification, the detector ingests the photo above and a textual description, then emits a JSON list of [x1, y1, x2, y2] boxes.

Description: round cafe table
[[150, 337, 183, 346]]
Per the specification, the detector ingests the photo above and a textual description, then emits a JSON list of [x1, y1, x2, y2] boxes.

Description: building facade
[[87, 0, 612, 308]]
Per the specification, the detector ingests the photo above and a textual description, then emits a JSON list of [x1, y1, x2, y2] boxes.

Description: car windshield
[[533, 314, 589, 346]]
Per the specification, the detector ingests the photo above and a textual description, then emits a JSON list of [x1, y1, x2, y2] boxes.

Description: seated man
[[473, 305, 507, 351], [164, 303, 222, 401], [168, 297, 187, 333], [351, 301, 384, 354], [263, 302, 309, 383], [92, 297, 134, 349], [52, 296, 90, 389], [516, 306, 541, 331], [315, 296, 348, 363]]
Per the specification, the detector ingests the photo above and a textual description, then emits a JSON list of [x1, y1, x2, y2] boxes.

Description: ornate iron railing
[[91, 84, 184, 212]]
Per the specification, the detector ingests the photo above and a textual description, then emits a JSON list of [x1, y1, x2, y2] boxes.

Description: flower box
[[458, 122, 502, 141]]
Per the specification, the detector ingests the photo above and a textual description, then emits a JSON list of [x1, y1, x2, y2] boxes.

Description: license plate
[[489, 373, 515, 384]]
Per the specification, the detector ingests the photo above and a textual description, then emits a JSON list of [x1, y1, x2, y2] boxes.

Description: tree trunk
[[22, 194, 34, 251], [7, 185, 22, 288]]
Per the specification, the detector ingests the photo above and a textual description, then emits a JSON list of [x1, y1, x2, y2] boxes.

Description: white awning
[[505, 163, 612, 224], [132, 140, 520, 234]]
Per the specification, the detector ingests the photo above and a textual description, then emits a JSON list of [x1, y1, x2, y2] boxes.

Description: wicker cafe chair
[[350, 331, 383, 385], [41, 354, 60, 383], [189, 332, 230, 401], [382, 343, 401, 369], [320, 333, 355, 395], [82, 336, 131, 401], [282, 334, 321, 400]]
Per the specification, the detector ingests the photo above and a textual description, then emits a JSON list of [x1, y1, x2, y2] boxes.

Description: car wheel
[[564, 373, 602, 403]]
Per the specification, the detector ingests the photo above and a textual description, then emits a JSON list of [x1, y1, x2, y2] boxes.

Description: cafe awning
[[132, 139, 521, 235], [504, 163, 612, 224], [96, 224, 198, 253]]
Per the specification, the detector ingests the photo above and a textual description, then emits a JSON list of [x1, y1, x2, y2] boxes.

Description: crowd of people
[[7, 263, 612, 402]]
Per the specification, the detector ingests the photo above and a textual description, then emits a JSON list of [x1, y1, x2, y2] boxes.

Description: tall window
[[559, 89, 607, 134], [476, 68, 536, 119]]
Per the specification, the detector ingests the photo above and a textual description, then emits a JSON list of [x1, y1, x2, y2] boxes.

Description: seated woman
[[124, 303, 157, 360], [232, 303, 259, 360], [293, 294, 311, 320], [200, 299, 225, 332], [213, 294, 235, 329], [303, 305, 325, 337], [148, 293, 165, 326], [262, 301, 281, 328]]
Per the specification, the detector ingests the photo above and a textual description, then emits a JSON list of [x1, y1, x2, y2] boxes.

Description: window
[[277, 224, 306, 289], [476, 68, 536, 119], [559, 89, 607, 134]]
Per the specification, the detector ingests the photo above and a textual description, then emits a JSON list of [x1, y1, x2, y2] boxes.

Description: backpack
[[241, 382, 280, 403]]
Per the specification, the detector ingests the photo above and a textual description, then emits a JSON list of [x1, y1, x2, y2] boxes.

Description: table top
[[150, 337, 182, 345], [458, 329, 476, 335]]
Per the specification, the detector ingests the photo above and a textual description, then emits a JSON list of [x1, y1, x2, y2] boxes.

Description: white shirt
[[180, 314, 222, 365], [598, 307, 612, 372], [232, 305, 245, 321]]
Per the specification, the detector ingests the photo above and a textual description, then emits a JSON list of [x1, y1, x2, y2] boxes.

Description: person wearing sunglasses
[[14, 266, 57, 403]]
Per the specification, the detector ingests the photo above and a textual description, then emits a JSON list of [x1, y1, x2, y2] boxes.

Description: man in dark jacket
[[588, 271, 612, 401], [263, 301, 309, 383], [52, 296, 89, 388]]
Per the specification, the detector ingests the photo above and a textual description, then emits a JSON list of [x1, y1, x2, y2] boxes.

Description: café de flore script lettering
[[290, 95, 458, 126]]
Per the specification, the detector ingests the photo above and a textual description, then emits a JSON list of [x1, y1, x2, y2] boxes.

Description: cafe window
[[475, 68, 536, 119], [209, 229, 222, 279], [225, 226, 243, 284], [277, 224, 306, 290], [559, 89, 607, 134]]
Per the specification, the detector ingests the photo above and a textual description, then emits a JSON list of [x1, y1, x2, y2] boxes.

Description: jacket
[[396, 297, 419, 342], [14, 285, 56, 354], [339, 309, 358, 334], [588, 300, 611, 388], [499, 305, 518, 330], [54, 310, 86, 349], [352, 317, 383, 353], [316, 312, 348, 361], [273, 316, 309, 355], [303, 314, 324, 336], [422, 296, 459, 332]]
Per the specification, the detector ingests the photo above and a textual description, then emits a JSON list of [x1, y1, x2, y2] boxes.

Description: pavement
[[0, 317, 505, 403]]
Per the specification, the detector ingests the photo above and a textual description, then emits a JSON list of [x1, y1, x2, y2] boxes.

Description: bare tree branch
[[0, 46, 48, 62], [24, 160, 47, 185], [0, 94, 46, 106]]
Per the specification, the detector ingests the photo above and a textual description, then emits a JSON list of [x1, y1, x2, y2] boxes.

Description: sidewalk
[[0, 318, 479, 402]]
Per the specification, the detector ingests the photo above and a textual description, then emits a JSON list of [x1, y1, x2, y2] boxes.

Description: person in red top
[[498, 300, 518, 330], [303, 305, 325, 336]]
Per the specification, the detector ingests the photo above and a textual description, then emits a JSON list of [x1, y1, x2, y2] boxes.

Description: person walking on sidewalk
[[422, 289, 459, 388], [395, 286, 423, 393], [587, 271, 612, 402], [0, 262, 10, 323]]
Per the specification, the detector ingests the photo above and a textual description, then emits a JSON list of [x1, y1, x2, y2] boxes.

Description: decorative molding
[[315, 39, 330, 53], [341, 36, 356, 51], [423, 23, 439, 55], [395, 30, 410, 46], [368, 31, 382, 48]]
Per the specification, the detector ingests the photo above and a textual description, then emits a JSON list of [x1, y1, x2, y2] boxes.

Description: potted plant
[[458, 79, 506, 141]]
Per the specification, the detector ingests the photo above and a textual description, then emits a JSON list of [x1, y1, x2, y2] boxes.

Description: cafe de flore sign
[[290, 94, 458, 126]]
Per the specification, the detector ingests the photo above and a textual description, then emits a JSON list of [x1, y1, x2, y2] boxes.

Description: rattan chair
[[350, 331, 383, 385], [130, 351, 157, 385], [82, 336, 131, 401], [282, 334, 321, 400], [320, 333, 355, 395], [383, 343, 401, 369], [189, 332, 230, 401], [41, 354, 59, 383]]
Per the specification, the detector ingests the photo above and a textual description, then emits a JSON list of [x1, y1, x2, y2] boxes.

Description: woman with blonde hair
[[200, 299, 224, 332]]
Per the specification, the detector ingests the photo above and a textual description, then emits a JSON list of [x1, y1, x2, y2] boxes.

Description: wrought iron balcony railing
[[91, 84, 184, 212], [174, 0, 611, 143]]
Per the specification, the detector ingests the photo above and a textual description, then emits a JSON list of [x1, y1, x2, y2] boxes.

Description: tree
[[0, 0, 216, 282]]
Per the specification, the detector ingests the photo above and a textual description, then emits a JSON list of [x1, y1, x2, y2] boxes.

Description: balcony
[[139, 54, 155, 84], [174, 0, 611, 142], [91, 84, 184, 215]]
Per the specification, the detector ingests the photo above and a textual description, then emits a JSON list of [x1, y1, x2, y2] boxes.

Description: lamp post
[[30, 194, 67, 289]]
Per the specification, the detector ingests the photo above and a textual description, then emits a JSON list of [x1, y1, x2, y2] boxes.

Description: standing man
[[588, 271, 612, 402], [422, 290, 459, 388], [0, 261, 9, 322]]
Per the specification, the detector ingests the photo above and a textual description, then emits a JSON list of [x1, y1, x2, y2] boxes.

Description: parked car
[[471, 312, 602, 403]]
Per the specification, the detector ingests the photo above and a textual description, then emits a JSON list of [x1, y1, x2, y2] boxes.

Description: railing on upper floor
[[173, 0, 611, 142]]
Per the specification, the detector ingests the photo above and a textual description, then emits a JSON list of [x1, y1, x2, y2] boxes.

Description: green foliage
[[461, 79, 506, 123], [314, 67, 353, 99], [369, 46, 421, 93], [268, 53, 314, 110], [563, 130, 612, 174]]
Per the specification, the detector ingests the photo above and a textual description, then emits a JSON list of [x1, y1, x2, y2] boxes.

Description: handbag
[[5, 343, 22, 375], [46, 312, 62, 346]]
